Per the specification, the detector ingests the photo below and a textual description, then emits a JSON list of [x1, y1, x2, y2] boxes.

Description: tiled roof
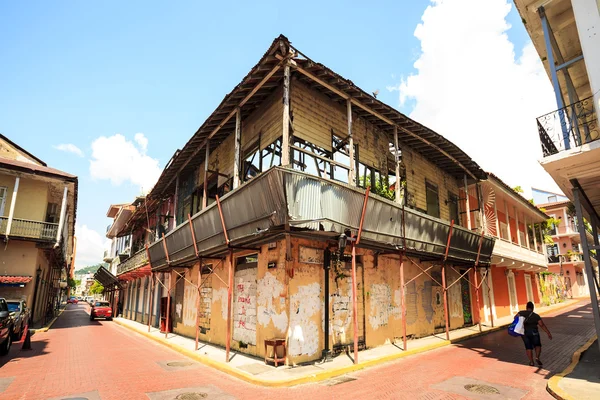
[[0, 275, 33, 284], [0, 157, 77, 181]]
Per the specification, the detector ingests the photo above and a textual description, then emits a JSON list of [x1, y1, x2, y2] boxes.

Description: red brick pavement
[[0, 300, 594, 400]]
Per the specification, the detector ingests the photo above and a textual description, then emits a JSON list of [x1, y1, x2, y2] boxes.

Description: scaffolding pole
[[226, 249, 234, 362], [442, 220, 454, 341], [399, 251, 406, 350]]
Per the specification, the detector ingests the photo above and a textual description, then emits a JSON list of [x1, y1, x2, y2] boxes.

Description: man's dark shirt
[[518, 310, 541, 333]]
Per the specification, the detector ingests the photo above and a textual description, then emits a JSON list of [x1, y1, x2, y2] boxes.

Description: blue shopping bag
[[507, 315, 523, 337]]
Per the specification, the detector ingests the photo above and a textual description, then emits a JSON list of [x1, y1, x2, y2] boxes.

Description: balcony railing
[[0, 216, 58, 241], [116, 248, 149, 276], [537, 96, 599, 157]]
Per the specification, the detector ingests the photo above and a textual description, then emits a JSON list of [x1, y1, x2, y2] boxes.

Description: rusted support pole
[[195, 265, 202, 351], [473, 268, 481, 332], [165, 272, 171, 339], [464, 176, 471, 230], [225, 249, 234, 362], [442, 263, 450, 341], [162, 233, 170, 264], [356, 186, 370, 245], [148, 273, 154, 332], [351, 243, 359, 364], [215, 195, 230, 245], [400, 251, 407, 351]]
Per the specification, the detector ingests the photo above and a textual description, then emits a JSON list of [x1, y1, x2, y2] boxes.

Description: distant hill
[[74, 263, 107, 275]]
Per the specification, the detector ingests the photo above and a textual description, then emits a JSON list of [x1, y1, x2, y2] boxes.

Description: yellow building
[[0, 134, 77, 326]]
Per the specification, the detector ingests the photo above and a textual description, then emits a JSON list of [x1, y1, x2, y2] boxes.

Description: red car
[[90, 301, 112, 321], [67, 297, 78, 304]]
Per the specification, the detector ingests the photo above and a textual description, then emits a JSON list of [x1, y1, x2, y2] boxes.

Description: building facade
[[538, 200, 597, 298], [514, 0, 600, 348], [0, 135, 77, 326], [100, 36, 556, 365]]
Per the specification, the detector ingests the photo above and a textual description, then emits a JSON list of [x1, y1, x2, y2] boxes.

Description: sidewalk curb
[[546, 335, 598, 400], [32, 307, 66, 333], [113, 299, 580, 388]]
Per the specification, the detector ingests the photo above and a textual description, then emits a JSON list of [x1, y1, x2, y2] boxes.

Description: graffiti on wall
[[368, 283, 400, 330], [257, 271, 288, 332], [289, 282, 321, 356], [330, 280, 352, 344], [182, 282, 198, 327], [233, 267, 257, 345]]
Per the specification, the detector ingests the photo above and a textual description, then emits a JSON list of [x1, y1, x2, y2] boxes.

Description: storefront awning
[[0, 275, 33, 284], [93, 267, 120, 289]]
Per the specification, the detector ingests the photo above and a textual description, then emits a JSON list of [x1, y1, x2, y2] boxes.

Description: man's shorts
[[521, 330, 542, 350]]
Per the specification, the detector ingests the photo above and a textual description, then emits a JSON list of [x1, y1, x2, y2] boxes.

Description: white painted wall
[[573, 0, 600, 123]]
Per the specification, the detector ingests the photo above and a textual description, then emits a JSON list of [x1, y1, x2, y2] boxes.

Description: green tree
[[89, 281, 104, 295], [67, 277, 79, 289], [74, 263, 107, 275], [359, 174, 395, 201]]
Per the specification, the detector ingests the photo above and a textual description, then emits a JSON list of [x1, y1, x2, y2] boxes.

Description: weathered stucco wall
[[0, 175, 49, 221]]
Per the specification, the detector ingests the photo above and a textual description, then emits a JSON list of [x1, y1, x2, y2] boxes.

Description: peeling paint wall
[[233, 261, 258, 346]]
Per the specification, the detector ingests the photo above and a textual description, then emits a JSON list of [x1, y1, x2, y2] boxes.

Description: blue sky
[[0, 1, 549, 268]]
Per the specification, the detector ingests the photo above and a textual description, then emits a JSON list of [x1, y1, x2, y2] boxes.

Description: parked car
[[90, 301, 112, 321], [6, 300, 29, 341], [77, 296, 82, 301], [67, 297, 78, 304], [86, 297, 94, 304], [0, 298, 15, 355]]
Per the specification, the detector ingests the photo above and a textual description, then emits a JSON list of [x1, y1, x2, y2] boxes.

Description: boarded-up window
[[426, 181, 440, 218]]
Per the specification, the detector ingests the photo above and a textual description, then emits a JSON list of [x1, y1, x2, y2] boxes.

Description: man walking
[[518, 301, 552, 366]]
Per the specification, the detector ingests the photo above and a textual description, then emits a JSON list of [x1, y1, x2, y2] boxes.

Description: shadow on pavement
[[453, 303, 595, 380], [0, 337, 49, 368], [47, 303, 106, 329]]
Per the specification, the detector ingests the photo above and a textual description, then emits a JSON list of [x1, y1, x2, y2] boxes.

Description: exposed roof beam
[[161, 61, 284, 194], [278, 56, 478, 180]]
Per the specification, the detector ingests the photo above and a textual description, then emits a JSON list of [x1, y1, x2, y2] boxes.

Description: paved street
[[0, 300, 595, 400]]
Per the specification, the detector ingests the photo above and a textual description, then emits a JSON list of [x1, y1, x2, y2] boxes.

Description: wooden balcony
[[0, 216, 58, 242]]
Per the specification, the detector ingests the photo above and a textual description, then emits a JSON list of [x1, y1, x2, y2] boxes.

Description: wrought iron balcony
[[537, 96, 599, 157], [116, 248, 149, 276], [0, 216, 58, 241]]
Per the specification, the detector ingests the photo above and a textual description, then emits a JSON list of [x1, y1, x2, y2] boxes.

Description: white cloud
[[389, 0, 562, 199], [74, 224, 110, 269], [89, 133, 160, 193], [53, 143, 84, 157]]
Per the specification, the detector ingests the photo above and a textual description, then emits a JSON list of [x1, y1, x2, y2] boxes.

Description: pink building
[[538, 200, 596, 298]]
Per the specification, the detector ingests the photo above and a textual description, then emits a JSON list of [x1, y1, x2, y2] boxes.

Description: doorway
[[233, 254, 258, 346], [524, 274, 534, 303], [507, 271, 519, 314], [460, 269, 473, 326], [480, 269, 496, 323]]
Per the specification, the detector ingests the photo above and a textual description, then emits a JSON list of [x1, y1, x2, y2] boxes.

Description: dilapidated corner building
[[114, 35, 498, 366]]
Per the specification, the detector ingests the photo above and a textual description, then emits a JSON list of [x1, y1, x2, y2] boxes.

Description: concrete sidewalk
[[113, 299, 579, 387], [548, 337, 599, 400]]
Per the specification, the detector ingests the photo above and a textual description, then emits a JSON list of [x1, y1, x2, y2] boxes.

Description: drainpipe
[[321, 248, 332, 361]]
